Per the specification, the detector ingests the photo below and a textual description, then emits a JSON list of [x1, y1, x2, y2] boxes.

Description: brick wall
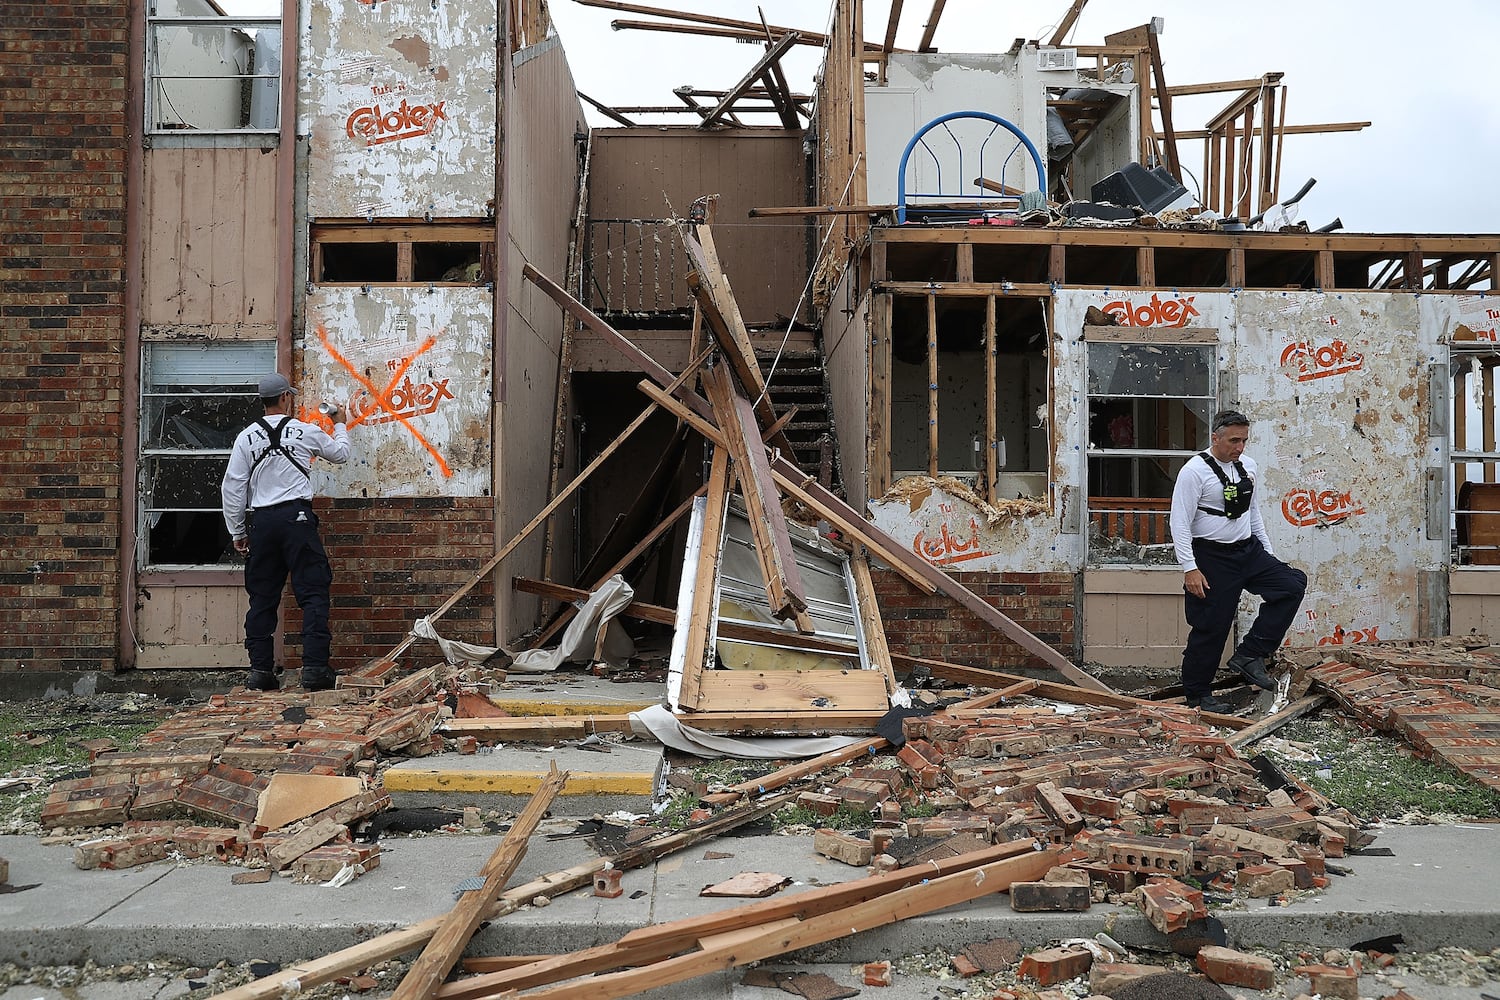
[[872, 569, 1078, 671], [301, 498, 498, 671], [0, 4, 129, 673]]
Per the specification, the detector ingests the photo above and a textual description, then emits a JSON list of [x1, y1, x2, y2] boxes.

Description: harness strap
[[249, 416, 310, 481], [1196, 451, 1250, 518]]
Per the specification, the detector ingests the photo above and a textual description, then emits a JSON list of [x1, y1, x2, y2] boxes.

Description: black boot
[[1226, 651, 1275, 691], [245, 670, 280, 692], [1187, 693, 1233, 714]]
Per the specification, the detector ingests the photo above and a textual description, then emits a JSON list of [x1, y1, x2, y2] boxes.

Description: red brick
[[1196, 946, 1275, 989], [862, 961, 892, 986], [1017, 946, 1093, 986]]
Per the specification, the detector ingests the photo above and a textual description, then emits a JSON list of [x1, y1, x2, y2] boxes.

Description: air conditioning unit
[[1037, 48, 1077, 72]]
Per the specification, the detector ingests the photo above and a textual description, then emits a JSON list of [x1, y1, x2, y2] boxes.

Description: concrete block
[[1196, 946, 1276, 989]]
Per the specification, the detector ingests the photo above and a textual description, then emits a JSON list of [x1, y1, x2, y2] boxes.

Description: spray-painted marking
[[315, 325, 454, 478]]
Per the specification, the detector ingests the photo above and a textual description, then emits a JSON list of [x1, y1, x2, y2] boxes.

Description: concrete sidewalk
[[2, 823, 1498, 984]]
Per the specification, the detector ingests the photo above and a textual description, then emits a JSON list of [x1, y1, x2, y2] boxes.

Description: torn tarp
[[412, 574, 636, 672], [631, 704, 862, 759]]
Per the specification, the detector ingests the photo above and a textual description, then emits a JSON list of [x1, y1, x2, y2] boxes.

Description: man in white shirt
[[221, 373, 352, 692], [1169, 409, 1306, 713]]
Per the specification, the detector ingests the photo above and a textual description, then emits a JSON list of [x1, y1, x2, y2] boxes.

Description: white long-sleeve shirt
[[1169, 452, 1273, 573], [221, 414, 350, 539]]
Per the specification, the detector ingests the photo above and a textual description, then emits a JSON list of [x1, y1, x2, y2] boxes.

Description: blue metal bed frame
[[895, 111, 1046, 225]]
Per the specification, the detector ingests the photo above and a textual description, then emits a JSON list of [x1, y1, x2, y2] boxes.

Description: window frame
[[145, 6, 283, 136], [1083, 324, 1220, 564], [139, 340, 279, 570], [1449, 339, 1500, 565]]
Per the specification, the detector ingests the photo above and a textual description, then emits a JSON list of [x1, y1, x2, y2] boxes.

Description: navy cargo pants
[[1182, 536, 1306, 700], [243, 498, 334, 685]]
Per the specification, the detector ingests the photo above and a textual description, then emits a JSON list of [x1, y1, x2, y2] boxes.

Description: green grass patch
[[1268, 714, 1500, 821], [773, 802, 874, 831]]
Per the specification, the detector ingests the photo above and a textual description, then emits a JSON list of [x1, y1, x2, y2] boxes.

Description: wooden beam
[[1047, 0, 1089, 47], [1159, 120, 1369, 141], [917, 0, 946, 51], [1146, 25, 1180, 181], [635, 379, 936, 597], [699, 31, 800, 129], [494, 847, 1059, 999], [575, 91, 637, 127], [442, 841, 1036, 999], [848, 547, 897, 694], [702, 365, 810, 622], [577, 0, 826, 45], [1166, 77, 1276, 97], [677, 447, 732, 711], [389, 765, 567, 1000], [705, 735, 887, 806], [1204, 74, 1279, 133], [1227, 695, 1328, 749], [682, 225, 791, 453]]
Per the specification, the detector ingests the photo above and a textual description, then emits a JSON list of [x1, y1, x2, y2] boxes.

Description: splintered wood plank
[[677, 447, 732, 711], [446, 841, 1035, 999], [702, 365, 808, 622], [388, 764, 568, 1000], [515, 847, 1059, 999], [926, 291, 938, 478], [695, 668, 890, 713], [848, 548, 897, 695], [634, 379, 935, 597]]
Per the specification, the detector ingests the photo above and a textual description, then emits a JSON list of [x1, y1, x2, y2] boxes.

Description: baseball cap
[[257, 373, 298, 399]]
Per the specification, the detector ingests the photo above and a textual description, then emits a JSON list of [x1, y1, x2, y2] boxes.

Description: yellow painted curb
[[382, 769, 655, 796], [484, 699, 657, 718]]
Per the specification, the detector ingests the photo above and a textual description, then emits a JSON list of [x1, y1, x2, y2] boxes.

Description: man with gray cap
[[1169, 408, 1306, 714], [221, 373, 351, 691]]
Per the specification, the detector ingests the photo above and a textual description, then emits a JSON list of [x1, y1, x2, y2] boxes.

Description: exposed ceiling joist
[[1047, 0, 1090, 47], [917, 0, 947, 52], [699, 31, 801, 130]]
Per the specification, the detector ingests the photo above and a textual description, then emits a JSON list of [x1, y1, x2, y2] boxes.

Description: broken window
[[140, 341, 276, 568], [147, 1, 281, 134], [1450, 338, 1500, 564], [887, 294, 1050, 501], [311, 223, 495, 285], [1085, 326, 1217, 564]]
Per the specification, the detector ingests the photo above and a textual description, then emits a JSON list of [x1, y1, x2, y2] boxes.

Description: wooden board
[[694, 668, 890, 713]]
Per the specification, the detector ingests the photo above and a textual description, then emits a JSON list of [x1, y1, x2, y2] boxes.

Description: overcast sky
[[546, 0, 1500, 235]]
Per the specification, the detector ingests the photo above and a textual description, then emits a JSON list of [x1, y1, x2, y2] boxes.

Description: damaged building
[[4, 0, 1500, 696]]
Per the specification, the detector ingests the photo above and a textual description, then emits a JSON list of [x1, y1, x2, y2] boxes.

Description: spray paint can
[[318, 402, 336, 416]]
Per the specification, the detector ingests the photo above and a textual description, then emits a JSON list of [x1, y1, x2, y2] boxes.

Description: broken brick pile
[[802, 701, 1367, 928], [36, 666, 447, 880], [1301, 642, 1500, 792]]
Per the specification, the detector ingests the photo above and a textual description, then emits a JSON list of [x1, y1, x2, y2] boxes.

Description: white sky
[[546, 0, 1500, 235]]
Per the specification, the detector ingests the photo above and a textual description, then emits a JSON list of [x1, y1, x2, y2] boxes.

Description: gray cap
[[257, 373, 298, 399]]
